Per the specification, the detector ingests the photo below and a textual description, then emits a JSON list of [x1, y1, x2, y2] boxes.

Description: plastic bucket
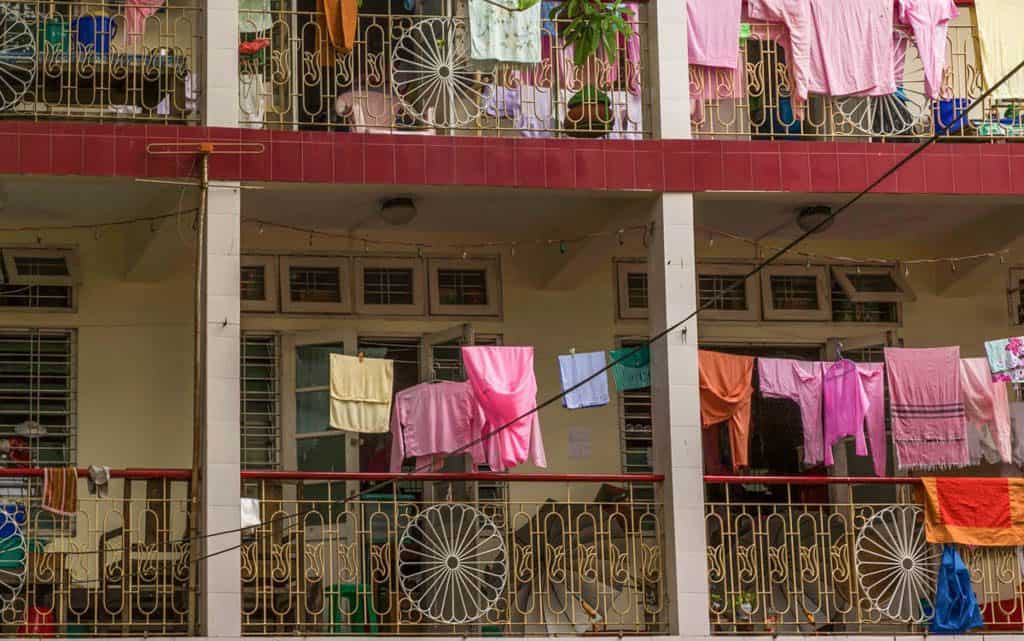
[[75, 14, 116, 55]]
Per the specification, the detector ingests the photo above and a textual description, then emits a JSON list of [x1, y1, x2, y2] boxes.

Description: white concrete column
[[648, 193, 707, 638], [202, 182, 242, 637], [203, 0, 239, 126], [648, 0, 689, 138]]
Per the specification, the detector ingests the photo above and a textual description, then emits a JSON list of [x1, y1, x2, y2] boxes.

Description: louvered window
[[241, 334, 280, 470]]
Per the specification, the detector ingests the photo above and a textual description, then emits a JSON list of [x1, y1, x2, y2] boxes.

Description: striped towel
[[42, 467, 78, 516], [884, 347, 969, 470]]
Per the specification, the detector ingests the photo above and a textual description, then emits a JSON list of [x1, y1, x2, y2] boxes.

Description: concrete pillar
[[648, 194, 707, 638], [203, 0, 239, 127], [202, 182, 242, 637], [648, 0, 689, 139]]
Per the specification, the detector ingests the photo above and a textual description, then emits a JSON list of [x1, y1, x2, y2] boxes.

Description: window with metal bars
[[240, 334, 281, 470], [617, 338, 654, 503], [831, 280, 899, 323], [698, 274, 748, 311], [240, 265, 266, 302], [769, 274, 820, 310], [11, 256, 69, 278], [0, 285, 73, 309], [436, 269, 488, 306], [0, 330, 75, 522], [626, 272, 648, 310], [289, 266, 342, 303], [363, 268, 415, 305]]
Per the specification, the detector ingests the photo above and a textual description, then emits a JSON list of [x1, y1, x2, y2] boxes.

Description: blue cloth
[[609, 346, 651, 392], [934, 98, 971, 135], [558, 351, 609, 409], [930, 544, 983, 634], [542, 0, 558, 40]]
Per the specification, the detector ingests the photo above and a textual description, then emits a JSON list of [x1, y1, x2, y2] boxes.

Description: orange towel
[[318, 0, 357, 59], [42, 467, 77, 516], [921, 477, 1024, 546], [699, 350, 754, 470]]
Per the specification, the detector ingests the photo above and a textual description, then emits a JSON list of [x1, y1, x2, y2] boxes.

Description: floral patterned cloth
[[985, 337, 1024, 383], [469, 0, 542, 64]]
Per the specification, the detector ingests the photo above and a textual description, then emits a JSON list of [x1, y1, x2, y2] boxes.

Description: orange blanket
[[921, 477, 1024, 546], [318, 0, 357, 59]]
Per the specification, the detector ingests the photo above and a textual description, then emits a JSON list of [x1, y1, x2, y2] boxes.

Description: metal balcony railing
[[0, 0, 200, 123], [237, 5, 650, 138], [692, 17, 1023, 142], [240, 471, 666, 635], [705, 475, 1024, 635], [0, 468, 195, 636]]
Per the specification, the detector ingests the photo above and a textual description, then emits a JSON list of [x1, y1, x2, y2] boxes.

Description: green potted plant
[[549, 0, 634, 137]]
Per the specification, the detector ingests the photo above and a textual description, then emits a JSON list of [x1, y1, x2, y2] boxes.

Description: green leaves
[[557, 0, 635, 67]]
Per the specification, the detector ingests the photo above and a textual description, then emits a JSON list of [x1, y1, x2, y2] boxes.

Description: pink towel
[[885, 347, 968, 470], [461, 346, 547, 472], [960, 358, 1011, 463]]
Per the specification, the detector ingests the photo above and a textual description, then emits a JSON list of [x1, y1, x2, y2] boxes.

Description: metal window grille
[[363, 267, 414, 305], [240, 265, 267, 302], [698, 274, 748, 311], [0, 284, 72, 309], [11, 255, 70, 277], [769, 274, 820, 310], [831, 280, 899, 323], [240, 333, 280, 470], [626, 272, 648, 309], [289, 266, 341, 303], [437, 269, 488, 306]]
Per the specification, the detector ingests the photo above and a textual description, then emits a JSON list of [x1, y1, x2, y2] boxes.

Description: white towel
[[558, 352, 610, 410]]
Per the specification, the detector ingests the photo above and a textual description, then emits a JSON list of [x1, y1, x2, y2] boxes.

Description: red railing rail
[[242, 470, 664, 482], [0, 467, 192, 480], [705, 474, 923, 485]]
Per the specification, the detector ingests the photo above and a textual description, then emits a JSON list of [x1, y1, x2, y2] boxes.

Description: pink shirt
[[389, 381, 488, 473], [896, 0, 958, 99], [461, 346, 547, 472], [810, 0, 896, 97], [960, 357, 1011, 463], [823, 359, 869, 465], [747, 0, 812, 110], [858, 363, 887, 476], [687, 0, 743, 69], [758, 358, 826, 465]]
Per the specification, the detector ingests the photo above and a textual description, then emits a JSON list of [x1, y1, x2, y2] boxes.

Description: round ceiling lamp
[[796, 205, 834, 234], [378, 197, 417, 226]]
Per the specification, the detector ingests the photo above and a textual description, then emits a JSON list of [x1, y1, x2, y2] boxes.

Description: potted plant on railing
[[549, 0, 634, 137]]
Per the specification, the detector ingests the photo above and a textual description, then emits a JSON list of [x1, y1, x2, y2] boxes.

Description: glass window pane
[[295, 342, 344, 388], [847, 273, 900, 293], [298, 435, 346, 472], [296, 390, 331, 434]]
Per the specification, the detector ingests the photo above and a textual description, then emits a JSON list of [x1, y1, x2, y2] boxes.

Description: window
[[697, 263, 760, 321], [428, 258, 501, 316], [761, 265, 831, 321], [831, 279, 900, 324], [831, 266, 914, 303], [240, 256, 278, 313], [2, 249, 78, 286], [279, 256, 351, 314], [1010, 268, 1024, 327], [241, 333, 280, 470], [354, 257, 425, 316], [616, 261, 648, 319], [617, 337, 654, 502]]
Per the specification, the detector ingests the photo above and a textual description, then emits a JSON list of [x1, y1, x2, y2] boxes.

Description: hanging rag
[[317, 0, 358, 59], [42, 467, 77, 516], [468, 0, 541, 64], [758, 358, 826, 465], [125, 0, 165, 47], [86, 465, 111, 498], [858, 363, 887, 476], [698, 350, 754, 470], [241, 498, 261, 529], [1013, 402, 1024, 466], [240, 0, 273, 34], [895, 0, 959, 100], [328, 354, 394, 433], [558, 351, 610, 409], [808, 0, 896, 97], [686, 0, 743, 69], [609, 345, 651, 392], [823, 359, 870, 466], [884, 347, 969, 470], [389, 381, 489, 473], [930, 544, 983, 634], [985, 337, 1024, 383], [461, 346, 547, 472], [974, 0, 1024, 101], [960, 357, 1012, 463], [922, 477, 1024, 546]]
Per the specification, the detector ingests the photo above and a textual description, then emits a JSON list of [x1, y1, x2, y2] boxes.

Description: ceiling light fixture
[[795, 205, 834, 234], [378, 197, 418, 226]]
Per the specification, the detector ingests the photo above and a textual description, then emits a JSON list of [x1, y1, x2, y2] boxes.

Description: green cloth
[[739, 23, 751, 40], [609, 346, 650, 391]]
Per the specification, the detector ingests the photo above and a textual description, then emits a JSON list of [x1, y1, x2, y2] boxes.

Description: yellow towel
[[976, 0, 1024, 100], [329, 354, 393, 433]]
